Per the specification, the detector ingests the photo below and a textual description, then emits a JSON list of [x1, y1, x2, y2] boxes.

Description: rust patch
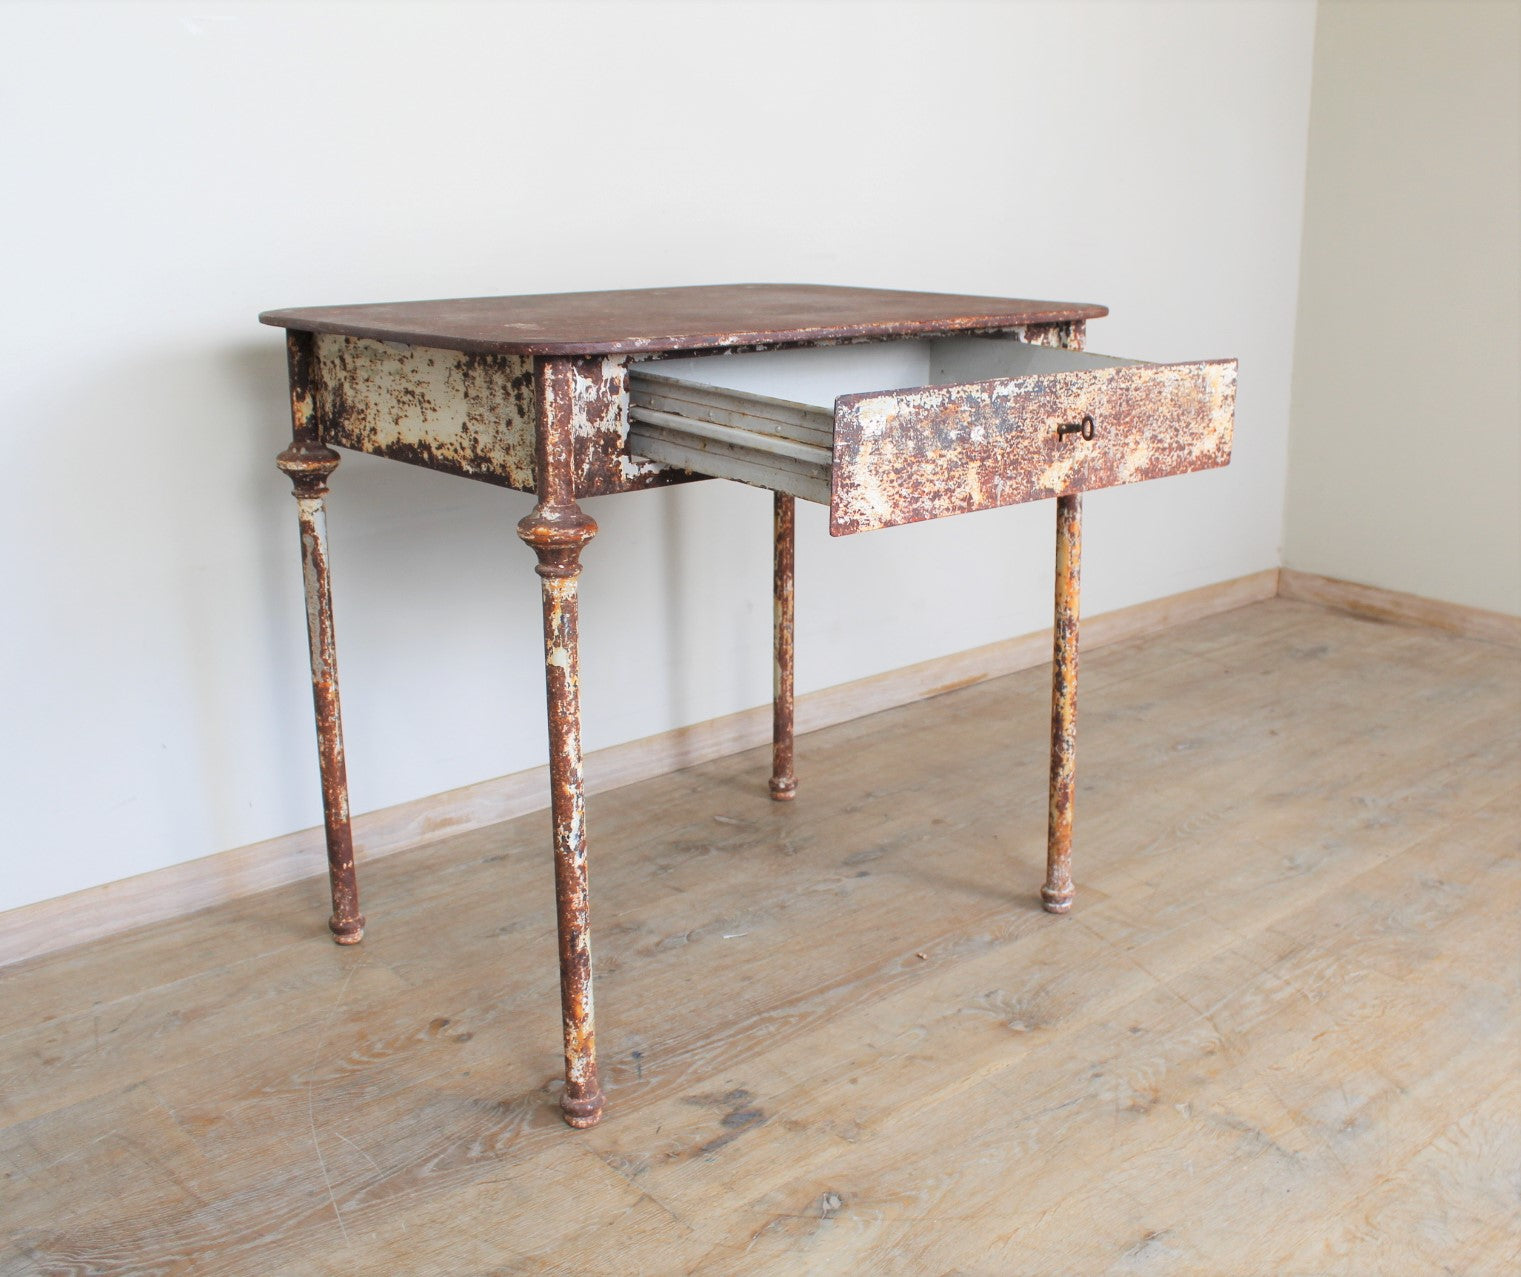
[[569, 354, 676, 496], [1022, 320, 1086, 351]]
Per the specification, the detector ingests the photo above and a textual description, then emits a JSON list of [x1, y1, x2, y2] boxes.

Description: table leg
[[518, 502, 603, 1127], [1042, 492, 1081, 914], [276, 438, 364, 944], [770, 492, 798, 800], [517, 366, 605, 1127]]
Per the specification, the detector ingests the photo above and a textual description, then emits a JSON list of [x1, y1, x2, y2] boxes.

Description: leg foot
[[1040, 885, 1074, 915], [329, 915, 366, 944], [559, 1085, 606, 1129], [769, 776, 798, 802]]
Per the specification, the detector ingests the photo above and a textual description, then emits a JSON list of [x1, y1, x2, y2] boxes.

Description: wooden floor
[[3, 599, 1518, 1275]]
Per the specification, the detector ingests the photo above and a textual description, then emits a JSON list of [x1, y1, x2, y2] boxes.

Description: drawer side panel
[[830, 359, 1236, 535], [314, 334, 539, 490], [312, 336, 682, 496]]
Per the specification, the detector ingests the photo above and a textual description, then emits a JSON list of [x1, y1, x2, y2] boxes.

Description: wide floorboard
[[3, 599, 1517, 1275]]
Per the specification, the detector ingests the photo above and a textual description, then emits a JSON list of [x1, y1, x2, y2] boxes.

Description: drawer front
[[830, 358, 1236, 534]]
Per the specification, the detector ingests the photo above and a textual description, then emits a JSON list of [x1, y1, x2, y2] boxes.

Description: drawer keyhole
[[1058, 415, 1096, 442]]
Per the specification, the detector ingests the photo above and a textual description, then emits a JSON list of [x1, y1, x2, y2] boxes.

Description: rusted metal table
[[261, 285, 1236, 1128]]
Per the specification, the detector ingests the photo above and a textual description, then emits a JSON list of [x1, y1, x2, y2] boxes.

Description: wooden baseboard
[[0, 568, 1280, 969], [1278, 569, 1521, 648]]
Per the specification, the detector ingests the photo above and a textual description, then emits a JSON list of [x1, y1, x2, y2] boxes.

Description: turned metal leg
[[518, 356, 604, 1128], [277, 438, 364, 944], [518, 502, 603, 1127], [1042, 493, 1081, 914], [770, 492, 797, 800]]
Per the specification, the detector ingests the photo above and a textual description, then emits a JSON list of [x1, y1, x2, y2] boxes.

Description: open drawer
[[627, 337, 1236, 535]]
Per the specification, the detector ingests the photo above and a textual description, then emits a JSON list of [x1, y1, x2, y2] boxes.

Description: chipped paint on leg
[[1042, 493, 1081, 914], [276, 430, 364, 944], [770, 492, 798, 800]]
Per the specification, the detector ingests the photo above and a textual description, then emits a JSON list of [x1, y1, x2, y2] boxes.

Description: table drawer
[[628, 337, 1236, 535]]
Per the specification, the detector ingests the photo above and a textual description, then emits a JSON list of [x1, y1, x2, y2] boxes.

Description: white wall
[[0, 0, 1315, 915], [1284, 0, 1521, 613]]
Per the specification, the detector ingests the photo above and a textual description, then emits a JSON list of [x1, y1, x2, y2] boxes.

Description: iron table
[[261, 284, 1236, 1127]]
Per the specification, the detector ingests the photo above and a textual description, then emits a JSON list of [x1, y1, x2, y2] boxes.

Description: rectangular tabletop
[[260, 283, 1107, 358]]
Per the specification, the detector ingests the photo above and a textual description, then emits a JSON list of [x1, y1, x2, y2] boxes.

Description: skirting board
[[1279, 569, 1521, 649], [0, 569, 1278, 969]]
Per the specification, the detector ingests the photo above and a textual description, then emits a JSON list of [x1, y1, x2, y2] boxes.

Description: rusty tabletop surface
[[259, 283, 1107, 358]]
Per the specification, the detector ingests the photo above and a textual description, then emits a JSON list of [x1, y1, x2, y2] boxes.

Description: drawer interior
[[628, 338, 1138, 507]]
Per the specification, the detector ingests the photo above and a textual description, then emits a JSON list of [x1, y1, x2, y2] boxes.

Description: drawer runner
[[629, 372, 833, 505]]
